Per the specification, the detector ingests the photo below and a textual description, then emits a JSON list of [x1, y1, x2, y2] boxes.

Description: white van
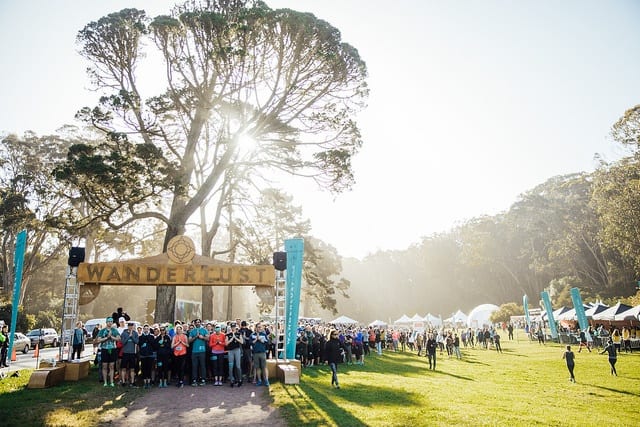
[[84, 318, 105, 340]]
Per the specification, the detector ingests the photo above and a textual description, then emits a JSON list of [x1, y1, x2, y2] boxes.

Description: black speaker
[[273, 251, 287, 271], [68, 247, 86, 267]]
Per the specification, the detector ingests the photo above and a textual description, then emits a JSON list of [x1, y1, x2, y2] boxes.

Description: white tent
[[394, 314, 412, 324], [613, 305, 640, 321], [557, 305, 590, 321], [593, 302, 633, 321], [584, 302, 609, 318], [422, 313, 442, 326], [466, 304, 499, 328], [369, 319, 388, 327], [541, 306, 570, 320], [409, 313, 423, 322], [330, 315, 358, 325], [445, 309, 468, 324]]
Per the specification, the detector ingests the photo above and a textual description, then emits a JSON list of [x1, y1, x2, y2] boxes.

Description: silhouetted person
[[111, 307, 130, 323], [600, 338, 618, 376], [562, 345, 576, 382]]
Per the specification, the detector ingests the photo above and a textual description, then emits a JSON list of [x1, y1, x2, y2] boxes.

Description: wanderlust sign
[[77, 263, 275, 286]]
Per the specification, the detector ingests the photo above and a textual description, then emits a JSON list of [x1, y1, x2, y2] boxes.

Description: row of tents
[[326, 302, 639, 330], [329, 314, 444, 328], [541, 301, 640, 323], [394, 313, 444, 326]]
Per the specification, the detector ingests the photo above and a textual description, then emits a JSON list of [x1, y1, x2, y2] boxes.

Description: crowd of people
[[52, 307, 640, 390], [91, 312, 281, 389]]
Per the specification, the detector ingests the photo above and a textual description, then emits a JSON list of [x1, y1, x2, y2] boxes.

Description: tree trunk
[[155, 285, 176, 323], [202, 286, 213, 320], [225, 286, 233, 320], [155, 223, 182, 323]]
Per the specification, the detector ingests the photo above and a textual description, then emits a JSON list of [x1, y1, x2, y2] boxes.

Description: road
[[2, 347, 93, 372]]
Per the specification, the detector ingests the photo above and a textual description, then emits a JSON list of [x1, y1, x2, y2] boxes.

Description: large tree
[[56, 1, 368, 322], [0, 132, 77, 304]]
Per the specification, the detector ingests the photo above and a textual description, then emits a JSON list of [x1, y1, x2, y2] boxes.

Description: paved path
[[104, 383, 287, 426]]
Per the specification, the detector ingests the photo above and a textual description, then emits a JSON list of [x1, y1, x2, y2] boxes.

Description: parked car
[[26, 328, 60, 348], [84, 318, 105, 343], [13, 332, 31, 354]]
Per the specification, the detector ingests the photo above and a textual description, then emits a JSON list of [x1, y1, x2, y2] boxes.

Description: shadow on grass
[[432, 369, 474, 381], [0, 368, 142, 427], [500, 348, 528, 357], [590, 384, 640, 397], [458, 353, 490, 366], [279, 378, 422, 426]]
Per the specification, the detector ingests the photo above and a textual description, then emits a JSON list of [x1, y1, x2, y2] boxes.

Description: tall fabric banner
[[284, 238, 304, 360], [570, 287, 588, 332], [9, 230, 27, 360], [522, 294, 531, 329], [540, 291, 558, 339]]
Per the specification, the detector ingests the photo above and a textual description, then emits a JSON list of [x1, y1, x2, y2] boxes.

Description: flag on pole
[[570, 287, 589, 332], [9, 230, 27, 361], [523, 294, 531, 329], [284, 238, 304, 360], [541, 291, 558, 339]]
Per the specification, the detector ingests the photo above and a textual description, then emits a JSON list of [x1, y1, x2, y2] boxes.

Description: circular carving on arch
[[79, 283, 100, 305], [167, 235, 196, 264]]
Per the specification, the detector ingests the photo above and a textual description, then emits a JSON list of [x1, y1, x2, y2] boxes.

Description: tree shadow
[[279, 379, 422, 426]]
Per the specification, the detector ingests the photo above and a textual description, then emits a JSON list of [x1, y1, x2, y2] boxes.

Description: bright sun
[[236, 132, 258, 155]]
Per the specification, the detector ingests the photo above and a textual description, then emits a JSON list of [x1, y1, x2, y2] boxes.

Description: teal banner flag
[[284, 238, 304, 360], [540, 291, 558, 339], [523, 294, 530, 328], [570, 287, 589, 332], [9, 230, 27, 361]]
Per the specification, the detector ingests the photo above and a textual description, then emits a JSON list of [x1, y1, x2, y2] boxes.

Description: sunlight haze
[[1, 0, 639, 258]]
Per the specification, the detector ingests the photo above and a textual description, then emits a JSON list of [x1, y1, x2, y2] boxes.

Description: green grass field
[[0, 334, 638, 426], [270, 336, 640, 427]]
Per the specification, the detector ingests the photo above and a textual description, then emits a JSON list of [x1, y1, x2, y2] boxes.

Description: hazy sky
[[2, 1, 639, 259]]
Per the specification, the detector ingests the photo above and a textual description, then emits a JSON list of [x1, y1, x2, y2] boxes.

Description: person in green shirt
[[97, 317, 121, 387], [188, 319, 209, 386]]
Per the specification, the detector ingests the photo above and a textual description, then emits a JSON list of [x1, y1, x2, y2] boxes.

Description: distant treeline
[[338, 107, 640, 321]]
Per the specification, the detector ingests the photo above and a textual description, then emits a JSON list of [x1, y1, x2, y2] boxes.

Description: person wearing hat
[[117, 317, 127, 334], [251, 323, 270, 387], [97, 317, 121, 387], [226, 322, 244, 387], [120, 322, 139, 387], [155, 325, 172, 388]]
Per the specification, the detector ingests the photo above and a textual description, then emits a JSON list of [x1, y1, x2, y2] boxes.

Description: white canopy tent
[[593, 302, 633, 321], [541, 306, 570, 320], [394, 314, 412, 324], [557, 305, 590, 321], [584, 302, 609, 318], [445, 309, 468, 323], [422, 313, 442, 326], [330, 315, 359, 325], [613, 305, 640, 321], [369, 319, 388, 327]]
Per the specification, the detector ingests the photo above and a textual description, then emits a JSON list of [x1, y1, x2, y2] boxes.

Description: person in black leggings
[[562, 345, 576, 382], [600, 338, 618, 376]]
